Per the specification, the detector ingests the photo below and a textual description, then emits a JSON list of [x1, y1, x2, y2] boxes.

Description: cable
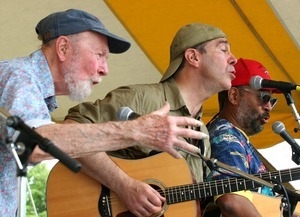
[[26, 177, 39, 217], [272, 180, 292, 217]]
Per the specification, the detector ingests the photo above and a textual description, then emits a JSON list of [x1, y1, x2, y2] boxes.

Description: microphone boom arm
[[6, 115, 81, 173], [283, 92, 300, 133]]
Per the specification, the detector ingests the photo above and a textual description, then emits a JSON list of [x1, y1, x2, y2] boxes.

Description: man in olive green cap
[[64, 23, 237, 217]]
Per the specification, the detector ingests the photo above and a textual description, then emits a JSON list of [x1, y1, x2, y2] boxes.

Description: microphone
[[250, 75, 300, 92], [272, 121, 300, 165], [117, 107, 141, 121]]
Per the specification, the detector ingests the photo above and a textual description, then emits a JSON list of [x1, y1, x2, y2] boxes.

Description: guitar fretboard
[[165, 167, 300, 204]]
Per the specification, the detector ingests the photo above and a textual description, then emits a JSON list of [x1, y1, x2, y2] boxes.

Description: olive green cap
[[161, 23, 227, 82]]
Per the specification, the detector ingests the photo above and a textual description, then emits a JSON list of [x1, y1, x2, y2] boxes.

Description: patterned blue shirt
[[0, 49, 57, 216], [207, 118, 274, 196]]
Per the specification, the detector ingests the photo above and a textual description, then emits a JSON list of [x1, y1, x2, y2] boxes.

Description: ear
[[56, 36, 69, 61], [184, 48, 199, 66], [228, 87, 240, 105]]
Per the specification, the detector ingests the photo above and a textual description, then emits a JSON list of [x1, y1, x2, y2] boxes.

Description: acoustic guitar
[[46, 152, 300, 217]]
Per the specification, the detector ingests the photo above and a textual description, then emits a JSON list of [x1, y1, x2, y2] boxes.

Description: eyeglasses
[[239, 88, 278, 108]]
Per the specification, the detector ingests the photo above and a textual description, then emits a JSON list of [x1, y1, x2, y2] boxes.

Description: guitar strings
[[105, 167, 300, 205]]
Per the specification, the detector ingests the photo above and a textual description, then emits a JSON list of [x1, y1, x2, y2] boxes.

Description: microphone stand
[[0, 109, 81, 217], [282, 92, 300, 165], [280, 91, 300, 216]]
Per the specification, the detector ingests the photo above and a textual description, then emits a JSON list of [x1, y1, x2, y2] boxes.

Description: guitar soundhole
[[150, 183, 165, 217], [116, 184, 165, 217], [116, 211, 165, 217], [116, 211, 136, 217]]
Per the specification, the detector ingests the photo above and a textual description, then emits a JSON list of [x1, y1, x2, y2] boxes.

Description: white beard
[[64, 71, 92, 102]]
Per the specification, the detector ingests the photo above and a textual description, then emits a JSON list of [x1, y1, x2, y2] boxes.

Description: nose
[[263, 101, 273, 112], [228, 52, 237, 65], [98, 60, 109, 76]]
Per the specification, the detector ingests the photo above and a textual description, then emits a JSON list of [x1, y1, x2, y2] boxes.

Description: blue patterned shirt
[[0, 49, 57, 216], [207, 118, 274, 196]]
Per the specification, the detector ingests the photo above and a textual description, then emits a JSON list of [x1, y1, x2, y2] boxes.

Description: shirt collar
[[162, 78, 203, 119]]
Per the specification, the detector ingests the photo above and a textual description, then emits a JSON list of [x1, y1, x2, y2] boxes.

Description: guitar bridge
[[99, 185, 112, 217]]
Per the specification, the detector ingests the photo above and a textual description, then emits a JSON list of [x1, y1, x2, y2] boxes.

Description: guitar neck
[[165, 167, 300, 205]]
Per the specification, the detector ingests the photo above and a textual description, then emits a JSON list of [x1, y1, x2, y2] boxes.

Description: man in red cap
[[206, 58, 278, 216]]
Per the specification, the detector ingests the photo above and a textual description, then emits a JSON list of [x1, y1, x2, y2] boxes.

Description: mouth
[[229, 70, 236, 81], [261, 115, 270, 124], [92, 78, 102, 86]]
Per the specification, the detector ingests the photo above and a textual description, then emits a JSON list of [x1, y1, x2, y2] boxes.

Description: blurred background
[[1, 0, 300, 214]]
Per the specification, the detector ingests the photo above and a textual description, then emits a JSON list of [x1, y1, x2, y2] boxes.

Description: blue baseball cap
[[35, 9, 131, 54]]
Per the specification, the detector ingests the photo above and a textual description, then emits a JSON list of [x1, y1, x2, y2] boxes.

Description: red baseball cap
[[232, 58, 279, 93]]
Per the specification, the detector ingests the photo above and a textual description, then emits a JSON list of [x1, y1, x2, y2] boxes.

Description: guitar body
[[253, 193, 300, 217], [203, 193, 300, 217], [46, 153, 198, 217], [47, 152, 300, 217]]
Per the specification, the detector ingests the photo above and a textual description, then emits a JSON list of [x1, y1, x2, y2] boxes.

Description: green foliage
[[26, 163, 50, 217]]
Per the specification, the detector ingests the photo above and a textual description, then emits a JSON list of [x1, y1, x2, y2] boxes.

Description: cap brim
[[160, 55, 183, 82], [93, 28, 131, 54], [262, 88, 281, 94], [107, 34, 131, 54]]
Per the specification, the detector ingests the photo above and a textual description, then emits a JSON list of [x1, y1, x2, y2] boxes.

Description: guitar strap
[[187, 123, 209, 216], [196, 138, 207, 179], [194, 125, 208, 182]]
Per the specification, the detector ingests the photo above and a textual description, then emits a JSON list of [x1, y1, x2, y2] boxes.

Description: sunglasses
[[239, 88, 278, 108]]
